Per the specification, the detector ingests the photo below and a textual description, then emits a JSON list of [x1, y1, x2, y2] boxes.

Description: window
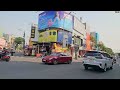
[[50, 53, 60, 56], [32, 30, 35, 33], [53, 32, 56, 35], [101, 53, 110, 58], [85, 51, 101, 57], [39, 35, 43, 37], [49, 32, 51, 35], [72, 40, 74, 44], [81, 39, 83, 46], [60, 53, 67, 56]]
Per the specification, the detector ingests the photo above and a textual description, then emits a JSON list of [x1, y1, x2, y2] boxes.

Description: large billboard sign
[[38, 11, 73, 32]]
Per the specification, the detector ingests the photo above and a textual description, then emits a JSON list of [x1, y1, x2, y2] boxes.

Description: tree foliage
[[14, 37, 25, 49], [97, 43, 114, 55], [90, 36, 97, 48], [90, 36, 114, 55]]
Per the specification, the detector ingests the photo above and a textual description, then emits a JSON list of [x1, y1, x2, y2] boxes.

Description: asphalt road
[[0, 56, 120, 79]]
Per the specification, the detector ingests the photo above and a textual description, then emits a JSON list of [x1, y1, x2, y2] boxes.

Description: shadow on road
[[82, 67, 113, 73], [10, 60, 82, 65]]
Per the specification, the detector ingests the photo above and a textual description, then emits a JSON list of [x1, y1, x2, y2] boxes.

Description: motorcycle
[[0, 52, 11, 62]]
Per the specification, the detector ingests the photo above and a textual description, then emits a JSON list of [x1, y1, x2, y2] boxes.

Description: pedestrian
[[70, 44, 74, 56], [74, 43, 79, 60], [10, 47, 14, 56]]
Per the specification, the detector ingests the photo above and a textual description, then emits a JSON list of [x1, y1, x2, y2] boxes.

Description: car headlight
[[49, 58, 53, 60]]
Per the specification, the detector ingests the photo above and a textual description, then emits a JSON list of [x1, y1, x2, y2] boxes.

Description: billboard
[[38, 11, 73, 32], [38, 30, 57, 43], [73, 16, 86, 37], [57, 31, 72, 45], [86, 33, 91, 50]]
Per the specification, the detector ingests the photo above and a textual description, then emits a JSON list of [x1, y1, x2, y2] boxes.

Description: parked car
[[0, 51, 11, 62], [83, 51, 114, 72], [42, 52, 72, 65]]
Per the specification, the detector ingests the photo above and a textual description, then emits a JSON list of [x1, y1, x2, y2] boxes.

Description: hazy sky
[[0, 11, 119, 52]]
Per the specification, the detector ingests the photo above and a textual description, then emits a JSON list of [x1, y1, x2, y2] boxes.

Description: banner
[[38, 11, 73, 32]]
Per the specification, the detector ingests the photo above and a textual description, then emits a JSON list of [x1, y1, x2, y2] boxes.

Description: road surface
[[0, 54, 120, 79]]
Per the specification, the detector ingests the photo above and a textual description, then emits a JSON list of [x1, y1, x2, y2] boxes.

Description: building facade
[[29, 11, 92, 54]]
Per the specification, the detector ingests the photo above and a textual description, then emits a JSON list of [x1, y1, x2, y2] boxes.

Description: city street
[[0, 52, 120, 79]]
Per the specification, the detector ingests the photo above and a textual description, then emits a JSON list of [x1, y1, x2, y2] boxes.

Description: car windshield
[[50, 53, 60, 56], [85, 52, 101, 57]]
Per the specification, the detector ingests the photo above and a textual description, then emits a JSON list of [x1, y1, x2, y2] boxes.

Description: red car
[[42, 52, 72, 65]]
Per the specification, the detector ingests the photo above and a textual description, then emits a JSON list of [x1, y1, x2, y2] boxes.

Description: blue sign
[[68, 32, 72, 44], [57, 31, 63, 43], [38, 11, 73, 32], [57, 31, 72, 44]]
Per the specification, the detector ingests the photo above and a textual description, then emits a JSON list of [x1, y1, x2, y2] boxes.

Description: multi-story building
[[72, 16, 91, 51], [3, 33, 15, 49], [30, 11, 92, 54]]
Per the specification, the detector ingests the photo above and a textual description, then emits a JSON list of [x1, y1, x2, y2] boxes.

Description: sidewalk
[[11, 56, 42, 63], [72, 58, 83, 63], [11, 56, 83, 63]]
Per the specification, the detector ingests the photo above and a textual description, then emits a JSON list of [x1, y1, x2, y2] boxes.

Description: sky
[[0, 11, 120, 52]]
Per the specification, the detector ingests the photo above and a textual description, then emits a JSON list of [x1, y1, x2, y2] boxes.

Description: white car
[[83, 51, 114, 72]]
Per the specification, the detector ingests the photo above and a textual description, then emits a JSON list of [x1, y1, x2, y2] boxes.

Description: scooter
[[0, 52, 11, 62]]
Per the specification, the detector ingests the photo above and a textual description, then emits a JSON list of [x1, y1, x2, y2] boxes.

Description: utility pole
[[23, 31, 25, 49]]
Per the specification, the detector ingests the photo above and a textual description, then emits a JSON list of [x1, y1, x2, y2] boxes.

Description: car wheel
[[6, 59, 10, 62], [110, 63, 113, 69], [67, 60, 72, 64], [102, 64, 107, 72], [53, 60, 58, 65], [44, 62, 47, 64], [84, 65, 88, 70]]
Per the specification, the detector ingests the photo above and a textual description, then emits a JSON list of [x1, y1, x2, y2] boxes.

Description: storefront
[[0, 38, 6, 50]]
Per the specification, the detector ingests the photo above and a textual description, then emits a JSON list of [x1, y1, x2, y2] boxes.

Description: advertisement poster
[[68, 32, 72, 44], [57, 31, 72, 45], [38, 11, 73, 32], [38, 30, 57, 43]]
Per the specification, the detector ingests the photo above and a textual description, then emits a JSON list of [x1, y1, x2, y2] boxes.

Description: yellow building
[[38, 30, 57, 43]]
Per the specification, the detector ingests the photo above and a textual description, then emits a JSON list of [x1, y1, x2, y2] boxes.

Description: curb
[[11, 56, 83, 63]]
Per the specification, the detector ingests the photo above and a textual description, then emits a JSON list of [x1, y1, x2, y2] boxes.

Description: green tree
[[98, 43, 106, 51], [91, 36, 97, 48], [98, 43, 114, 55], [104, 47, 114, 55], [14, 37, 25, 50]]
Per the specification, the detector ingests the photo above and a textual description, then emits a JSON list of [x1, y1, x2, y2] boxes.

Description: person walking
[[10, 47, 14, 56], [74, 43, 79, 60]]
